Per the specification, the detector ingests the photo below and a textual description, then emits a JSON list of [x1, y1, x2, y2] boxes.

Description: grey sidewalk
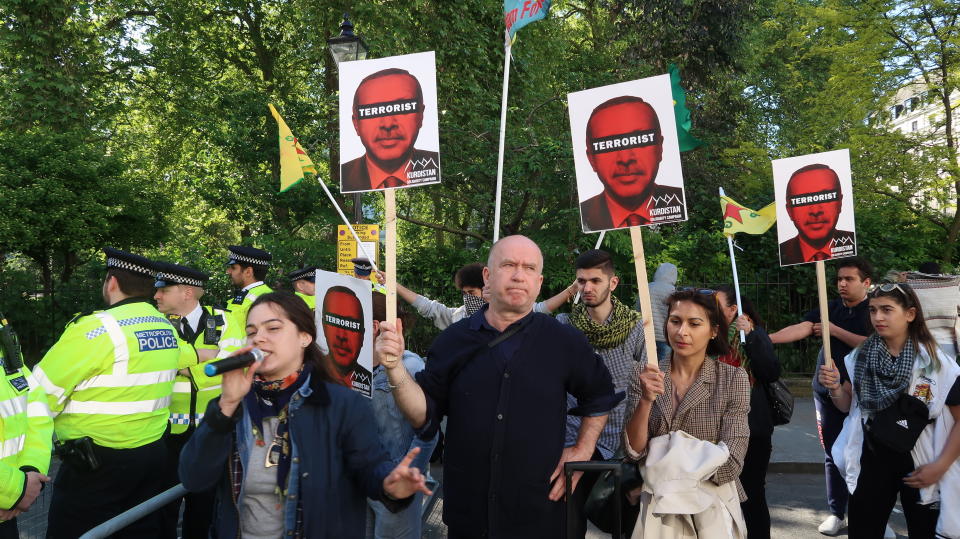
[[771, 397, 826, 472]]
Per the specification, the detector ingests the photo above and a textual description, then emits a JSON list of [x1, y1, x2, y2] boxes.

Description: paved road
[[425, 398, 915, 538], [22, 399, 917, 538], [424, 470, 911, 538]]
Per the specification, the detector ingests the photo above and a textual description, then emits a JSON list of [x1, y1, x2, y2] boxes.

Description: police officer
[[0, 314, 53, 539], [352, 257, 386, 294], [33, 248, 180, 538], [224, 245, 273, 324], [288, 265, 318, 310], [153, 261, 244, 538]]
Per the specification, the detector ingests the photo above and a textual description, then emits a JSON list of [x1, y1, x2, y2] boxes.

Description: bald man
[[376, 235, 620, 538]]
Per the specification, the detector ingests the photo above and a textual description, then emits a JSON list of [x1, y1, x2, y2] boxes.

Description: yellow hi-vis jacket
[[1, 346, 53, 514], [295, 292, 316, 311], [228, 282, 272, 326], [33, 299, 181, 449], [169, 305, 244, 434]]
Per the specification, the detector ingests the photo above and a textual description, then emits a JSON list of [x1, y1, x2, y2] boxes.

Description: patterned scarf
[[719, 318, 754, 385], [243, 362, 311, 503], [854, 333, 915, 416], [463, 292, 487, 316], [569, 295, 642, 349]]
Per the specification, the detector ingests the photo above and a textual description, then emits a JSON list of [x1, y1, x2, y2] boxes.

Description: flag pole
[[573, 231, 606, 304], [492, 32, 512, 242], [271, 104, 376, 272], [719, 187, 746, 342], [313, 176, 378, 273], [630, 227, 658, 366]]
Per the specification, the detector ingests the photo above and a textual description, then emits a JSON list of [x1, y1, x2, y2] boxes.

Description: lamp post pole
[[327, 14, 369, 224]]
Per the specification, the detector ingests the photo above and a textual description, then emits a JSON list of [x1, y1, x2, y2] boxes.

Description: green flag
[[669, 64, 704, 152]]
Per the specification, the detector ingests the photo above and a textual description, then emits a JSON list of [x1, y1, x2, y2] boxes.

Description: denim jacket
[[371, 351, 438, 473], [180, 372, 411, 538]]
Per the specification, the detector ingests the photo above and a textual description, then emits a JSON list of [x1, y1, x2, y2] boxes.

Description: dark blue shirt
[[804, 296, 871, 395], [415, 306, 621, 538]]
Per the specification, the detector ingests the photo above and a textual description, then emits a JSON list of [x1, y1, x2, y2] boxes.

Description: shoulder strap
[[487, 324, 522, 349], [447, 323, 525, 385]]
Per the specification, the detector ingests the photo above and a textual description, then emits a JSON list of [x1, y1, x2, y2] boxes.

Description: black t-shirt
[[804, 296, 871, 395], [947, 377, 960, 406]]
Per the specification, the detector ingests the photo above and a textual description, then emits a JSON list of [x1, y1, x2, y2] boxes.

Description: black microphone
[[204, 348, 265, 376]]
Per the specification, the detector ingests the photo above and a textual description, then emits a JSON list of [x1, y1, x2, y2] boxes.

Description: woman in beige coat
[[623, 289, 751, 538]]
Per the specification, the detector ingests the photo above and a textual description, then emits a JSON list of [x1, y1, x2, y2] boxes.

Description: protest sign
[[339, 51, 441, 193], [315, 270, 374, 398], [773, 149, 856, 267], [568, 74, 687, 234], [773, 149, 857, 367]]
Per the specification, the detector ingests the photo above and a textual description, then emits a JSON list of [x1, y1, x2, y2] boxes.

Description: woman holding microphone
[[180, 292, 430, 538], [820, 283, 960, 538]]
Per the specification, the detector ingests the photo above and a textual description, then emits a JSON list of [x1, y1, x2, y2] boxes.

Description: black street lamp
[[327, 13, 369, 66], [327, 13, 369, 223]]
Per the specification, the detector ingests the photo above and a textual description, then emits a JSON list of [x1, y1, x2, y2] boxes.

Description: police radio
[[203, 314, 221, 346], [0, 313, 24, 374]]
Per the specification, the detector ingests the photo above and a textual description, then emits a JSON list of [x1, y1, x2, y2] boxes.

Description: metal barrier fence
[[19, 459, 447, 538], [78, 485, 187, 539]]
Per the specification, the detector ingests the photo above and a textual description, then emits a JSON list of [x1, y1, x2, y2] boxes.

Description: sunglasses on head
[[868, 282, 906, 297], [680, 287, 716, 296]]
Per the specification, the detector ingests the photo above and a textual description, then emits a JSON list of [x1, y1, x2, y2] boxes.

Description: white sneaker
[[818, 515, 845, 536], [884, 524, 896, 538]]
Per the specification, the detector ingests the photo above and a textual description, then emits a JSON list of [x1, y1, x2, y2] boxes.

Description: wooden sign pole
[[815, 260, 833, 368], [381, 189, 399, 366], [630, 227, 659, 366], [384, 189, 398, 326]]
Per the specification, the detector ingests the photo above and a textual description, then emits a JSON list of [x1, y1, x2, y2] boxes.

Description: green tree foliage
[[2, 0, 957, 370]]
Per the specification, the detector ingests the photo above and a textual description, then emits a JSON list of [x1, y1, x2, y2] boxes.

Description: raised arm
[[396, 281, 419, 305], [768, 321, 814, 344], [376, 320, 428, 428], [823, 323, 868, 349], [819, 363, 853, 413], [623, 363, 664, 460], [540, 281, 578, 313]]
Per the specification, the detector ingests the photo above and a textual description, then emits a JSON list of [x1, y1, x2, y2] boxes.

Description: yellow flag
[[268, 104, 317, 192], [721, 195, 776, 236]]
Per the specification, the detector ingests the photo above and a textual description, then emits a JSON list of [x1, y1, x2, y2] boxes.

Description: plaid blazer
[[623, 356, 751, 501]]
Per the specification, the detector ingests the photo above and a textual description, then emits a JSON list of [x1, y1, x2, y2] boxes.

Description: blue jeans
[[656, 341, 672, 362], [365, 492, 423, 539], [814, 392, 849, 518]]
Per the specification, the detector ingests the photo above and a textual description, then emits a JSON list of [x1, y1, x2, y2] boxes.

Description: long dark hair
[[869, 283, 940, 370], [715, 285, 765, 329], [664, 289, 730, 356], [250, 291, 340, 385]]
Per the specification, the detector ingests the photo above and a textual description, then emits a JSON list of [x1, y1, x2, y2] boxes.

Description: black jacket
[[415, 308, 621, 537], [740, 327, 781, 437]]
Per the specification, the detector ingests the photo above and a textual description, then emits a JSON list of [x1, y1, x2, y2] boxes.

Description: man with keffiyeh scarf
[[557, 249, 646, 538]]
